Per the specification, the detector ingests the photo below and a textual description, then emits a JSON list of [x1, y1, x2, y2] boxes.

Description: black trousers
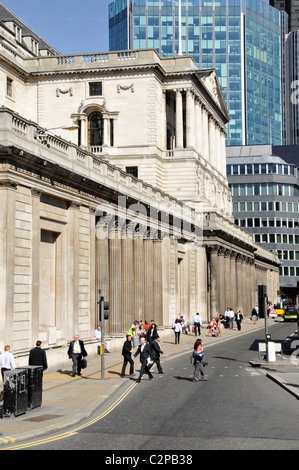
[[121, 356, 134, 375], [174, 331, 181, 344], [194, 323, 201, 336], [71, 353, 82, 374], [138, 360, 153, 380], [149, 357, 163, 373]]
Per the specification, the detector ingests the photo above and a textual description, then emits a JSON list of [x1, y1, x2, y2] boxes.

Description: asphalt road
[[17, 321, 299, 452]]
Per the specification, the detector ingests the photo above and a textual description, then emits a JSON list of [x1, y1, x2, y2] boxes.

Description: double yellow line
[[1, 381, 137, 450]]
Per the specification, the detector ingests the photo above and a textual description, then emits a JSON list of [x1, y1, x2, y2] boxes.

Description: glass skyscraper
[[109, 0, 283, 147]]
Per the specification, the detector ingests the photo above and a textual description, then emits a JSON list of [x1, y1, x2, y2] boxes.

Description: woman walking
[[192, 338, 207, 382], [172, 318, 182, 344]]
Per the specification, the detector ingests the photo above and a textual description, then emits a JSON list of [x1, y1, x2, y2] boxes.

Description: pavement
[[1, 317, 299, 449]]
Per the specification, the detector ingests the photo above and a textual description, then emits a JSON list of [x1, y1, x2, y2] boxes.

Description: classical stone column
[[80, 115, 88, 147], [217, 247, 226, 316], [102, 115, 109, 147], [133, 231, 145, 319], [246, 259, 254, 317], [153, 240, 163, 327], [215, 125, 221, 172], [162, 90, 167, 150], [230, 252, 237, 311], [209, 116, 216, 168], [195, 98, 202, 155], [108, 227, 122, 334], [144, 237, 154, 320], [161, 237, 170, 326], [209, 245, 219, 318], [95, 220, 110, 302], [241, 256, 247, 315], [175, 89, 184, 149], [31, 189, 42, 343], [235, 254, 243, 313], [186, 88, 195, 148], [121, 226, 134, 332], [196, 246, 208, 321], [202, 107, 209, 160], [224, 249, 232, 308]]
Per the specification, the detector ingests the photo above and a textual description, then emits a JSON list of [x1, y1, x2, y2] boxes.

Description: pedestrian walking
[[28, 340, 48, 375], [67, 335, 88, 377], [172, 319, 182, 344], [121, 335, 134, 377], [132, 337, 153, 383], [1, 345, 16, 381], [146, 322, 158, 346], [235, 310, 243, 331], [192, 339, 207, 382], [192, 312, 202, 336], [148, 337, 165, 374], [251, 305, 259, 324]]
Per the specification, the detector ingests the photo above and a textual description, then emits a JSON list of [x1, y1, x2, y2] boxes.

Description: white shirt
[[193, 314, 202, 325], [73, 340, 81, 354], [95, 329, 101, 340], [173, 323, 182, 332], [1, 351, 16, 370]]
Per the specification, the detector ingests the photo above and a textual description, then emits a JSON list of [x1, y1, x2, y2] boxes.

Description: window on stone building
[[126, 166, 138, 178], [89, 82, 103, 96], [88, 112, 103, 147], [6, 77, 13, 97]]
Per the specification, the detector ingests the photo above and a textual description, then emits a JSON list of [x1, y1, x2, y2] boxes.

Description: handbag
[[80, 358, 87, 369], [193, 350, 204, 361]]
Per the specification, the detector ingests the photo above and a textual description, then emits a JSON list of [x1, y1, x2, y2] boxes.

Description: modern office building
[[227, 145, 299, 302], [109, 0, 284, 147]]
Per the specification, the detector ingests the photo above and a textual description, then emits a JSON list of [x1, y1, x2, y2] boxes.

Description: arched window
[[88, 111, 103, 147]]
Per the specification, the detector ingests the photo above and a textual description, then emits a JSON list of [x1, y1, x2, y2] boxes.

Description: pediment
[[200, 70, 229, 121]]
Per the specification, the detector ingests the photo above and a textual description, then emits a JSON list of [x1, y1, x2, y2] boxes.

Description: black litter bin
[[2, 369, 28, 417], [17, 366, 43, 409]]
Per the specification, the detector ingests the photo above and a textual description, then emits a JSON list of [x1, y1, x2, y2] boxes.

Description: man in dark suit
[[148, 337, 165, 374], [29, 340, 48, 375], [67, 335, 88, 377], [133, 337, 153, 383]]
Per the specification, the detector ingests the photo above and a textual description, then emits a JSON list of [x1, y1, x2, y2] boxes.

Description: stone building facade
[[0, 6, 279, 365]]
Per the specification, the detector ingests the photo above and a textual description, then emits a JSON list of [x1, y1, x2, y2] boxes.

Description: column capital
[[31, 188, 43, 198]]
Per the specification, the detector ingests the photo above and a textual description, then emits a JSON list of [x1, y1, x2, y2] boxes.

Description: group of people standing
[[1, 341, 48, 383], [121, 320, 165, 383], [219, 308, 243, 331]]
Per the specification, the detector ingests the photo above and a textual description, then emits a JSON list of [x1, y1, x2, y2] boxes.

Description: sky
[[1, 0, 112, 54]]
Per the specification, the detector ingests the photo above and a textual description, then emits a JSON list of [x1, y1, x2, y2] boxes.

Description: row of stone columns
[[96, 226, 167, 334], [208, 245, 260, 318], [173, 88, 227, 176]]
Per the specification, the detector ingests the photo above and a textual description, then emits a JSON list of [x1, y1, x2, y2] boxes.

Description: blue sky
[[1, 0, 112, 54]]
